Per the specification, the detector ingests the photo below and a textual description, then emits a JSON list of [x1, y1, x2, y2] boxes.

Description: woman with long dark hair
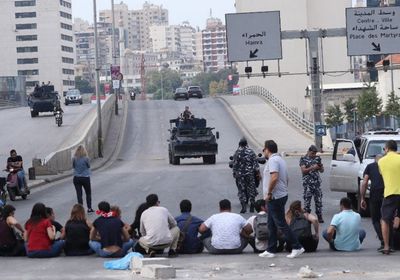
[[285, 200, 319, 252], [0, 205, 25, 256], [24, 203, 64, 258], [61, 204, 93, 256]]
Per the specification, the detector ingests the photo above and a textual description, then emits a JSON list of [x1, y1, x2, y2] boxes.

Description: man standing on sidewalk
[[378, 140, 400, 255], [300, 145, 324, 223], [360, 154, 385, 251], [232, 138, 260, 213], [259, 140, 305, 259]]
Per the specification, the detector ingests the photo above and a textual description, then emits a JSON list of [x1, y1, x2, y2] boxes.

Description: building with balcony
[[201, 17, 228, 73]]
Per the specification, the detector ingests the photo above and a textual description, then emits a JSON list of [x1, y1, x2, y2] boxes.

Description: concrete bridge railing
[[241, 86, 314, 137]]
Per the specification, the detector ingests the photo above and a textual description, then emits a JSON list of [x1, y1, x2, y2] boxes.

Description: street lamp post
[[111, 0, 118, 116], [93, 0, 103, 157]]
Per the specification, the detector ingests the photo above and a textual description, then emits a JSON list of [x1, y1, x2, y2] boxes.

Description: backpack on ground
[[290, 215, 312, 239], [254, 213, 269, 241]]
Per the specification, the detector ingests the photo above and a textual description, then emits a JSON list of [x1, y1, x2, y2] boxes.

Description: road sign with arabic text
[[346, 6, 400, 56], [225, 11, 282, 62]]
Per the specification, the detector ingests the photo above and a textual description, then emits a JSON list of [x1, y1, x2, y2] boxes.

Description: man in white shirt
[[259, 140, 305, 259], [138, 194, 180, 257], [199, 199, 250, 254]]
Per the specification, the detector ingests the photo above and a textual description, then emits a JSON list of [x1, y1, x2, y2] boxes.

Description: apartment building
[[202, 17, 228, 73], [149, 25, 181, 53], [0, 0, 75, 94]]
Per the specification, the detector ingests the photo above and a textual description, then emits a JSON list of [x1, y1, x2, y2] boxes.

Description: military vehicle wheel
[[172, 156, 180, 165], [168, 151, 173, 164], [30, 111, 38, 118], [203, 155, 216, 164]]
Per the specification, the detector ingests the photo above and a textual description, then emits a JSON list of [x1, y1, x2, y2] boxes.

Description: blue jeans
[[267, 196, 302, 253], [16, 169, 26, 191], [322, 229, 366, 251], [89, 239, 135, 258], [26, 240, 65, 258]]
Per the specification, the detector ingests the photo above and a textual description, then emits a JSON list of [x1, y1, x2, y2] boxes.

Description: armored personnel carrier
[[168, 117, 219, 165], [28, 84, 58, 117]]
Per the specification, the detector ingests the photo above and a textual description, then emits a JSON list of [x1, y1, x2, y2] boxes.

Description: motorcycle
[[55, 110, 63, 127], [130, 91, 136, 100], [0, 177, 7, 207], [2, 169, 28, 201]]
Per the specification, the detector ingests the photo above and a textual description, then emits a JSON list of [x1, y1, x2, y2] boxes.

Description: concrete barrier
[[40, 94, 115, 173]]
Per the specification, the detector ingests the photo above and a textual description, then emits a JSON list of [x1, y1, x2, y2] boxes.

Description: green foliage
[[146, 69, 183, 100], [75, 77, 93, 93], [325, 104, 344, 128], [343, 98, 357, 123], [385, 91, 400, 118], [191, 69, 238, 95], [357, 84, 382, 121]]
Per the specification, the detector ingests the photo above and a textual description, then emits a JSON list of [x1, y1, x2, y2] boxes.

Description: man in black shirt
[[6, 149, 28, 194], [89, 201, 134, 257], [360, 154, 384, 251]]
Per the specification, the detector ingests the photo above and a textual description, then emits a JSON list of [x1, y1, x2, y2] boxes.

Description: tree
[[146, 69, 183, 100], [75, 76, 93, 93], [191, 68, 238, 95], [325, 104, 344, 136], [357, 84, 382, 121], [343, 98, 357, 124], [385, 91, 400, 118], [209, 81, 219, 97]]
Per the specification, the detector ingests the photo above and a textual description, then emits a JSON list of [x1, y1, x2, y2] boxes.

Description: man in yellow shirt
[[378, 140, 400, 255]]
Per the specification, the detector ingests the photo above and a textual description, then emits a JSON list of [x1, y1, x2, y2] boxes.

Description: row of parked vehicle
[[174, 86, 203, 100]]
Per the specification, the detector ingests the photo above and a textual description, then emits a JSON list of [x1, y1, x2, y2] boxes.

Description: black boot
[[249, 203, 255, 213], [240, 202, 247, 214]]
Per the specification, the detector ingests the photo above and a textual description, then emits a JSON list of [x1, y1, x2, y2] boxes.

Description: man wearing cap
[[232, 138, 260, 213], [299, 145, 324, 223]]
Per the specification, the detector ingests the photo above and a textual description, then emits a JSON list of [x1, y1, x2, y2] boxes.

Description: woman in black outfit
[[61, 204, 93, 256]]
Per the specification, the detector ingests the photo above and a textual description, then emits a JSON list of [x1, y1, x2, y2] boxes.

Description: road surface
[[1, 98, 399, 279], [0, 104, 95, 171]]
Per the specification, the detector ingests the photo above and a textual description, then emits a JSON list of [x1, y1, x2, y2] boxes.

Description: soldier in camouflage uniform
[[233, 138, 260, 213], [300, 145, 325, 223]]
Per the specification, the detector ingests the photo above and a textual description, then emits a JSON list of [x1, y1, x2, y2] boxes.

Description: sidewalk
[[27, 98, 128, 189], [220, 95, 313, 154]]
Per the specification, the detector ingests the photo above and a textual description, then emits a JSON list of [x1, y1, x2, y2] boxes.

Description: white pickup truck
[[329, 131, 400, 216]]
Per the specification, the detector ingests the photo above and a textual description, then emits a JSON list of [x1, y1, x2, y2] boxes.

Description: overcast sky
[[71, 0, 236, 28]]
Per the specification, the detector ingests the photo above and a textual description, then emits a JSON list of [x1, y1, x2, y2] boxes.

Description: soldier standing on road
[[300, 145, 324, 223], [181, 106, 192, 120], [232, 138, 260, 214]]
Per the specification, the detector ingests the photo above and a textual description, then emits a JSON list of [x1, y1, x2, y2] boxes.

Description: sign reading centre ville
[[346, 6, 400, 56], [225, 11, 282, 62]]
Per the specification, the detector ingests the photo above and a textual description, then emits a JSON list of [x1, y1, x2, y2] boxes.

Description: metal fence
[[241, 85, 314, 137], [0, 76, 27, 108]]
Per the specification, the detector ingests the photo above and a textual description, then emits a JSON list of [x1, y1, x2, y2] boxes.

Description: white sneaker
[[286, 247, 305, 258], [258, 251, 276, 258]]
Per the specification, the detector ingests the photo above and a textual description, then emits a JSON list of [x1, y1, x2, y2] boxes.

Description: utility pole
[[93, 0, 103, 157], [111, 0, 118, 115], [281, 28, 346, 151]]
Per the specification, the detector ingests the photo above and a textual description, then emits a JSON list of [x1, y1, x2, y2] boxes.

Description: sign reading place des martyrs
[[346, 6, 400, 56], [225, 11, 282, 62]]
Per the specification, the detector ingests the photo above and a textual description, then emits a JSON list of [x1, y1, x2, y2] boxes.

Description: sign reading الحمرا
[[346, 6, 400, 56], [225, 11, 282, 62]]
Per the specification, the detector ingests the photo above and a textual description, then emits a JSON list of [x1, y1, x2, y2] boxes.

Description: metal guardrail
[[0, 99, 19, 109], [241, 86, 314, 137]]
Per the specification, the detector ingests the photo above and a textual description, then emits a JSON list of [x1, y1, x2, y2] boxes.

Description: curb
[[27, 97, 129, 190]]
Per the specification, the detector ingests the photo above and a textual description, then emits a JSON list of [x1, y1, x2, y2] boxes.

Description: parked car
[[187, 86, 203, 99], [174, 88, 189, 100], [65, 89, 83, 105], [329, 131, 400, 216]]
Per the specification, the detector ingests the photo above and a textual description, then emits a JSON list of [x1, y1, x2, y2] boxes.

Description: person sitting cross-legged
[[323, 197, 366, 251], [199, 199, 249, 254], [175, 199, 209, 254], [89, 201, 134, 258], [138, 194, 180, 258]]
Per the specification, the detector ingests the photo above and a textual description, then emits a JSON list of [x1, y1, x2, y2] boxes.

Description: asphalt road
[[1, 98, 399, 279], [0, 103, 95, 172]]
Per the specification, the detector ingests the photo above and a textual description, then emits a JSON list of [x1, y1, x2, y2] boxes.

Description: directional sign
[[346, 6, 400, 56], [225, 11, 282, 62], [315, 125, 327, 137]]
